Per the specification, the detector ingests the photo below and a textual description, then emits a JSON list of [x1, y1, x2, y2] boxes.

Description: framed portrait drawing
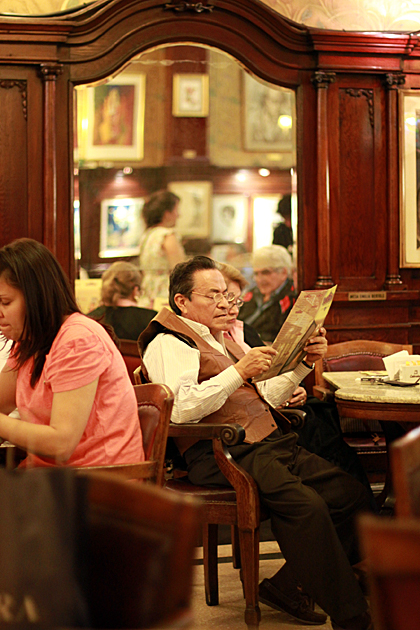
[[172, 74, 209, 117], [400, 90, 420, 267], [167, 181, 212, 238], [76, 74, 146, 162], [99, 197, 145, 258], [211, 194, 248, 243], [243, 72, 295, 152]]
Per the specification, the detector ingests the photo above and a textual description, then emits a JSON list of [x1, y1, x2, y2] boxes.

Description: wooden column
[[311, 70, 335, 288], [39, 63, 62, 256], [383, 72, 405, 289]]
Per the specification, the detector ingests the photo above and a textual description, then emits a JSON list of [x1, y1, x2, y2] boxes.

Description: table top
[[322, 371, 420, 405]]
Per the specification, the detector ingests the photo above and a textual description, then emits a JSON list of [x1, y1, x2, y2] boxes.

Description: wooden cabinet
[[1, 0, 420, 347]]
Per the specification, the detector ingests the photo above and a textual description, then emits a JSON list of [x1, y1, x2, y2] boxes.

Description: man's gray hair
[[252, 245, 292, 276]]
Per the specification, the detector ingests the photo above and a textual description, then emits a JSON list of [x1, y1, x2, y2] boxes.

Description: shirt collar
[[179, 316, 227, 353]]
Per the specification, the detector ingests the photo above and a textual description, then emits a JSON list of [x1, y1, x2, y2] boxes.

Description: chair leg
[[203, 523, 219, 606], [238, 527, 261, 629], [231, 524, 241, 569]]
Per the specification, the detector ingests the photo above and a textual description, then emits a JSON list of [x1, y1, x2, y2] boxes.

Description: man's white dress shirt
[[143, 317, 312, 424]]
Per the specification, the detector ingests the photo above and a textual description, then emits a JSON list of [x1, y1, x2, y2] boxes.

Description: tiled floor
[[190, 541, 335, 630]]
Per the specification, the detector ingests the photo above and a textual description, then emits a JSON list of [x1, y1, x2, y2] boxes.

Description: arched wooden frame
[[1, 0, 419, 346]]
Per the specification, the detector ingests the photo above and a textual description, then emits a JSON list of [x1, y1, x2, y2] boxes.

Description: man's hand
[[281, 386, 307, 408], [304, 327, 327, 364], [234, 346, 278, 381]]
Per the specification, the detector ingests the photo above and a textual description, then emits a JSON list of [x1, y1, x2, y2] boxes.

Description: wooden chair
[[314, 340, 413, 399], [313, 339, 413, 501], [80, 471, 202, 629], [119, 338, 142, 384], [358, 514, 420, 630], [390, 425, 420, 517], [165, 409, 306, 630], [79, 383, 173, 486]]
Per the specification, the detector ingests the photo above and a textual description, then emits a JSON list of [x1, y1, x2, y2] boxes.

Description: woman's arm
[[162, 233, 185, 269], [0, 377, 99, 462]]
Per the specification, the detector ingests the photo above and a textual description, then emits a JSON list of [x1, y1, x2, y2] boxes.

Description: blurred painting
[[211, 195, 248, 243], [243, 73, 295, 152], [76, 74, 145, 162], [99, 198, 145, 258]]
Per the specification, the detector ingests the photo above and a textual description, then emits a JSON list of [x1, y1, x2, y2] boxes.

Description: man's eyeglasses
[[191, 291, 244, 308]]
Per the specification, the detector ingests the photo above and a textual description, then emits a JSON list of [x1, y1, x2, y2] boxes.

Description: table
[[323, 371, 420, 508], [323, 372, 420, 424]]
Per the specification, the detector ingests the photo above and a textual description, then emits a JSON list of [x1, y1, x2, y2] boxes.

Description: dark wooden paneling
[[329, 77, 387, 291], [3, 0, 420, 346], [0, 76, 28, 244]]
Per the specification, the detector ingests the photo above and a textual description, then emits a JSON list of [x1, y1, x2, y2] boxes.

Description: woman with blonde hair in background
[[88, 261, 156, 341]]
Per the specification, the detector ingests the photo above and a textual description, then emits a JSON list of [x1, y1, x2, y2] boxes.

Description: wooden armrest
[[281, 408, 307, 429], [313, 385, 335, 402], [168, 422, 259, 527], [168, 422, 245, 446]]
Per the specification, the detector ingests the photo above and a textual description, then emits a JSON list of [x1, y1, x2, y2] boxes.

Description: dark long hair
[[0, 238, 80, 387], [142, 190, 180, 228]]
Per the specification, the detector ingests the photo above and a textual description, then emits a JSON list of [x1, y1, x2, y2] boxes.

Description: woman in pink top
[[0, 238, 144, 467]]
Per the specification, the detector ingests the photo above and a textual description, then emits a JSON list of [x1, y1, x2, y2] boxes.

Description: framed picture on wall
[[76, 74, 146, 162], [168, 181, 212, 238], [172, 74, 209, 117], [211, 194, 249, 243], [243, 72, 295, 152], [400, 90, 420, 267], [99, 197, 145, 258], [252, 195, 281, 250]]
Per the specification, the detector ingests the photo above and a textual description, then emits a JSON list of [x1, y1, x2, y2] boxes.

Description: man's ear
[[174, 293, 188, 314]]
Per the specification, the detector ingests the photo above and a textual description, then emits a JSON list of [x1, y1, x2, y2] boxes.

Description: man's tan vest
[[138, 308, 285, 455]]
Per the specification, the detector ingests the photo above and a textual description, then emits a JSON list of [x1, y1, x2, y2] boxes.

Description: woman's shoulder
[[55, 313, 113, 347]]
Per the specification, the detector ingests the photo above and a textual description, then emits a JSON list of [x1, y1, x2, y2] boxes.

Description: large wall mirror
[[73, 43, 296, 311]]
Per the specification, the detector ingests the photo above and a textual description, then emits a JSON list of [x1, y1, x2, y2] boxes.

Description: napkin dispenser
[[383, 351, 420, 383]]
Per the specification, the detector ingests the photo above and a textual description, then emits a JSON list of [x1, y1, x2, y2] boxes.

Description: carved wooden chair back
[[359, 514, 420, 630], [78, 383, 173, 486], [83, 471, 201, 629], [391, 425, 420, 517]]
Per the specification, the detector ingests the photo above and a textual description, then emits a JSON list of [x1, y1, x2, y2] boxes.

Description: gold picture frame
[[400, 89, 420, 267], [76, 74, 146, 162], [172, 74, 209, 117]]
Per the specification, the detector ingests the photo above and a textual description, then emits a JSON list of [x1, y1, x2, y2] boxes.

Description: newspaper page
[[253, 285, 337, 382]]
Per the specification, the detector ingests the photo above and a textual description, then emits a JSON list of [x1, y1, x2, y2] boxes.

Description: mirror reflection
[[74, 44, 296, 314]]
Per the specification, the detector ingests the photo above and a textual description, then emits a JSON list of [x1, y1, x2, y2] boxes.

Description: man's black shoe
[[258, 578, 327, 625]]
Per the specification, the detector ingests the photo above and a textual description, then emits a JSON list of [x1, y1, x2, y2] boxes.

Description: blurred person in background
[[273, 194, 293, 253], [238, 244, 295, 343], [138, 190, 185, 308], [88, 261, 156, 341]]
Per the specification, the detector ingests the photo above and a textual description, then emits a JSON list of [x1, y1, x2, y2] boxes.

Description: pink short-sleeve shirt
[[8, 313, 144, 467]]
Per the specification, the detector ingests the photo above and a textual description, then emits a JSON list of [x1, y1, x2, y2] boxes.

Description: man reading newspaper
[[138, 256, 372, 630]]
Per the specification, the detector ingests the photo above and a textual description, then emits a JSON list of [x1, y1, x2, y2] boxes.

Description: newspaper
[[253, 285, 337, 382]]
